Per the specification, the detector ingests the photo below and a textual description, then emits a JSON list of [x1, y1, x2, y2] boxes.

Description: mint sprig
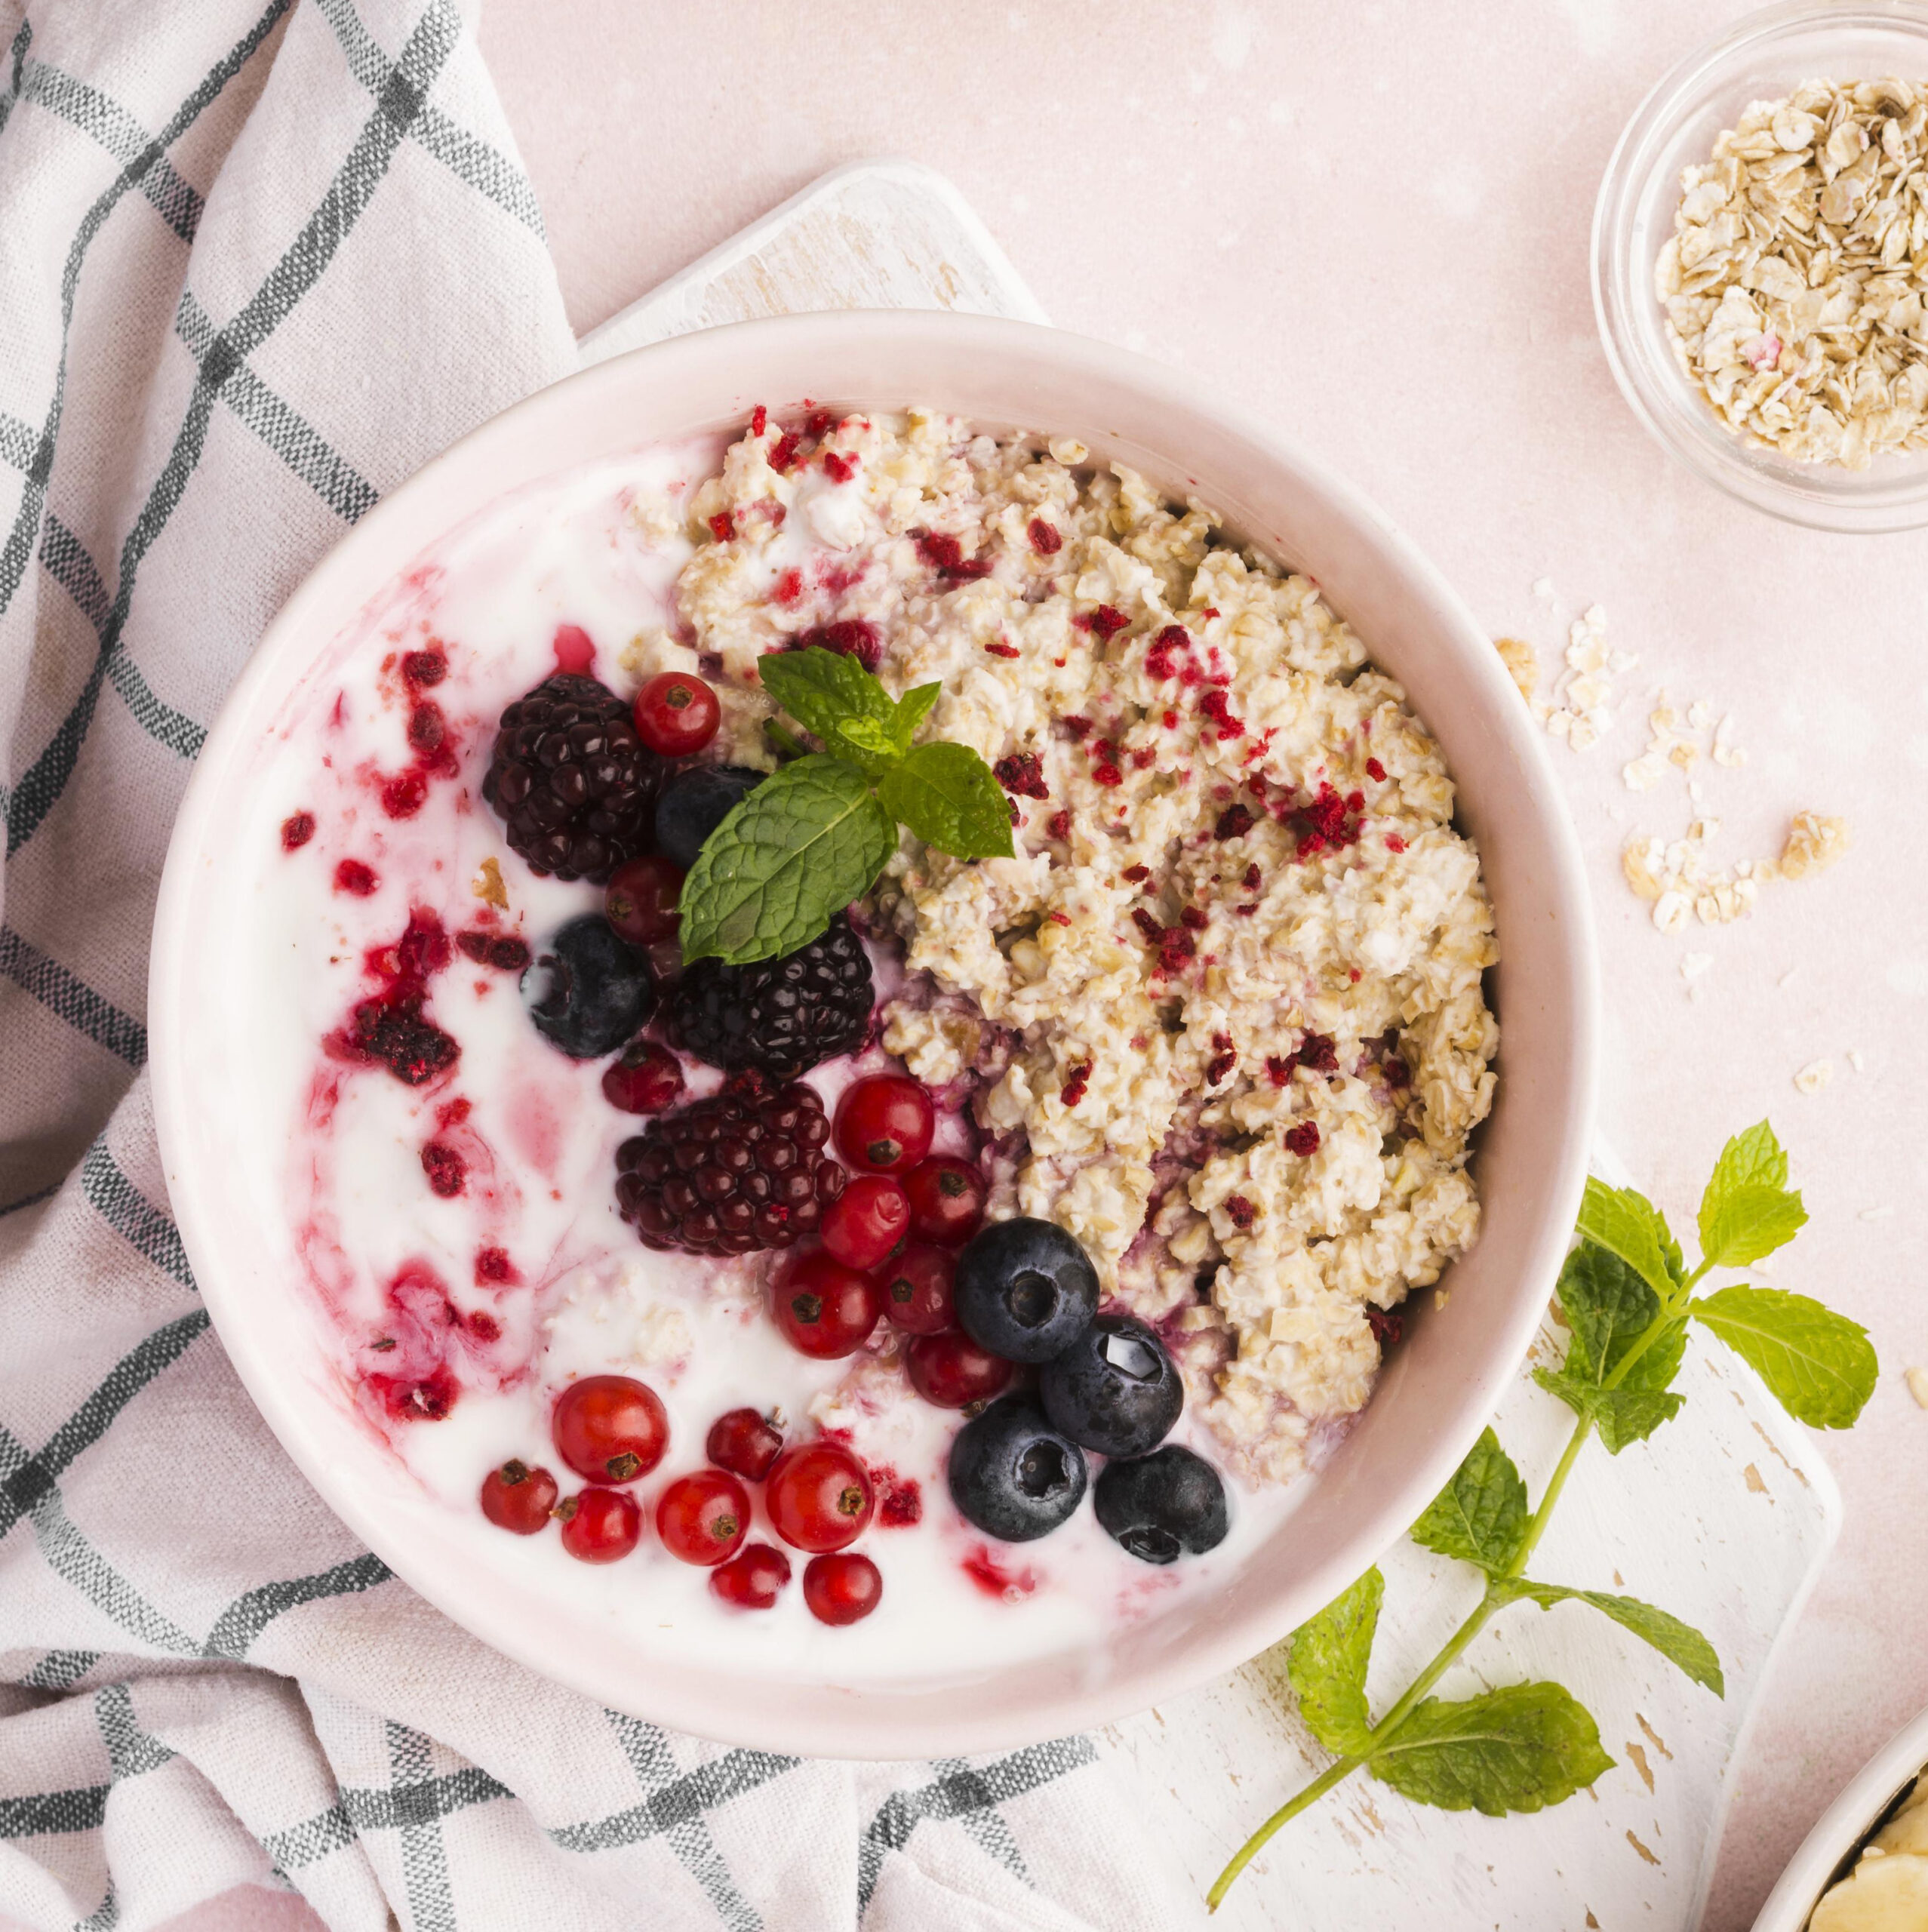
[[680, 648, 1015, 966], [1208, 1120, 1877, 1912]]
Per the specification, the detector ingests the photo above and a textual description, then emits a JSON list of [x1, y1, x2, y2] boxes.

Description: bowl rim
[[1751, 1700, 1928, 1929], [149, 309, 1598, 1756], [1591, 0, 1928, 534]]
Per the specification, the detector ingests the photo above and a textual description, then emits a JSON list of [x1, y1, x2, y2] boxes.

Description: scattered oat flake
[[1624, 808, 1848, 930], [1775, 809, 1850, 880], [1532, 577, 1557, 605], [1493, 634, 1539, 704], [1905, 1367, 1928, 1409], [1861, 1204, 1896, 1221], [1542, 606, 1634, 752], [1680, 951, 1714, 983], [472, 857, 508, 909], [1794, 1057, 1832, 1094], [1849, 1048, 1866, 1072]]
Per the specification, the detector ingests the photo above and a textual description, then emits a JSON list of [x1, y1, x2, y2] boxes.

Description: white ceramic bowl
[[1752, 1703, 1928, 1929], [149, 311, 1596, 1758]]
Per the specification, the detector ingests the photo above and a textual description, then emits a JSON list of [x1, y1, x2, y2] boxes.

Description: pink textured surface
[[466, 2, 1926, 1929]]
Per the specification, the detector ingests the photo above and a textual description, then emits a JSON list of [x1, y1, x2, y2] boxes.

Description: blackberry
[[615, 1078, 847, 1257], [669, 914, 872, 1081], [481, 674, 660, 882]]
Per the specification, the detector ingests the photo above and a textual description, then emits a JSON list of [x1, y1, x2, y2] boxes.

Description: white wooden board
[[575, 160, 1840, 1931]]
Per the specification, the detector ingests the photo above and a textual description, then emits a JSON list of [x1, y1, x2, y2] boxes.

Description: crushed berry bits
[[1284, 1121, 1322, 1158], [1366, 1306, 1404, 1347], [334, 859, 377, 897], [1224, 1193, 1256, 1230], [281, 811, 315, 851], [1386, 834, 1408, 854], [1206, 1048, 1237, 1086], [914, 529, 993, 582], [984, 641, 1020, 660], [1073, 604, 1130, 641], [768, 431, 801, 472], [749, 404, 767, 437], [1059, 1062, 1092, 1109], [1121, 863, 1151, 884], [456, 929, 531, 973], [421, 1143, 466, 1198], [401, 648, 446, 688], [992, 752, 1049, 799], [822, 451, 855, 484], [1198, 689, 1245, 741], [792, 618, 881, 674], [1047, 811, 1071, 841], [709, 511, 736, 543], [1213, 803, 1255, 841], [1366, 757, 1387, 782], [1027, 518, 1062, 555]]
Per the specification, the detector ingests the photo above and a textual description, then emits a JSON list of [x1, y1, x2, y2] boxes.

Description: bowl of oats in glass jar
[[1594, 0, 1928, 532]]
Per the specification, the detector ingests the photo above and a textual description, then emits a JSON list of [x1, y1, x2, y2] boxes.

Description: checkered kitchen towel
[[0, 3, 1204, 1927]]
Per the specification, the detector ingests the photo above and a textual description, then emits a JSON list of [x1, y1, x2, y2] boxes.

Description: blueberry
[[947, 1396, 1088, 1543], [954, 1217, 1098, 1364], [1093, 1444, 1228, 1564], [1039, 1315, 1183, 1459], [522, 914, 653, 1058], [654, 764, 764, 869]]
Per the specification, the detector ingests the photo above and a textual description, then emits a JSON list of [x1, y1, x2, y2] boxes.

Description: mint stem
[[1207, 1286, 1686, 1909]]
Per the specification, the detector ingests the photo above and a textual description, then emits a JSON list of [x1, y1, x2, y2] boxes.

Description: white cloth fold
[[0, 4, 1201, 1926]]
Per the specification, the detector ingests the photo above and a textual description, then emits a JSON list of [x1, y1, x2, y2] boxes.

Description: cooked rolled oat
[[1657, 79, 1928, 468], [632, 411, 1500, 1484]]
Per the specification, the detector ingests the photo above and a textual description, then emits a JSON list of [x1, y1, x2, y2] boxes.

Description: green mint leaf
[[756, 646, 905, 777], [877, 741, 1016, 860], [1531, 1368, 1687, 1454], [1410, 1428, 1528, 1575], [1690, 1284, 1878, 1429], [1576, 1179, 1682, 1300], [1554, 1243, 1662, 1385], [678, 755, 897, 965], [1698, 1121, 1807, 1268], [1287, 1567, 1382, 1757], [1502, 1583, 1724, 1696], [895, 681, 942, 741], [836, 715, 903, 763], [1367, 1683, 1613, 1815]]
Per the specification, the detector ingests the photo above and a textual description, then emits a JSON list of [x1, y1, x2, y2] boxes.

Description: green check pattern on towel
[[0, 5, 1193, 1927]]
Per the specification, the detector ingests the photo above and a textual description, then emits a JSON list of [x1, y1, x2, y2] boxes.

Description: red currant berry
[[709, 1541, 792, 1610], [833, 1075, 935, 1174], [656, 1469, 751, 1566], [601, 1038, 685, 1113], [478, 1458, 558, 1534], [706, 1407, 784, 1481], [551, 1375, 669, 1483], [633, 672, 721, 756], [819, 1174, 910, 1269], [556, 1486, 641, 1562], [902, 1156, 987, 1246], [765, 1441, 874, 1552], [771, 1251, 881, 1359], [604, 854, 684, 946], [906, 1331, 1013, 1408], [803, 1552, 883, 1626], [877, 1244, 956, 1336]]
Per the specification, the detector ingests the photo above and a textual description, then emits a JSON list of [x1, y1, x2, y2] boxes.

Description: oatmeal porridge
[[246, 405, 1497, 1666]]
